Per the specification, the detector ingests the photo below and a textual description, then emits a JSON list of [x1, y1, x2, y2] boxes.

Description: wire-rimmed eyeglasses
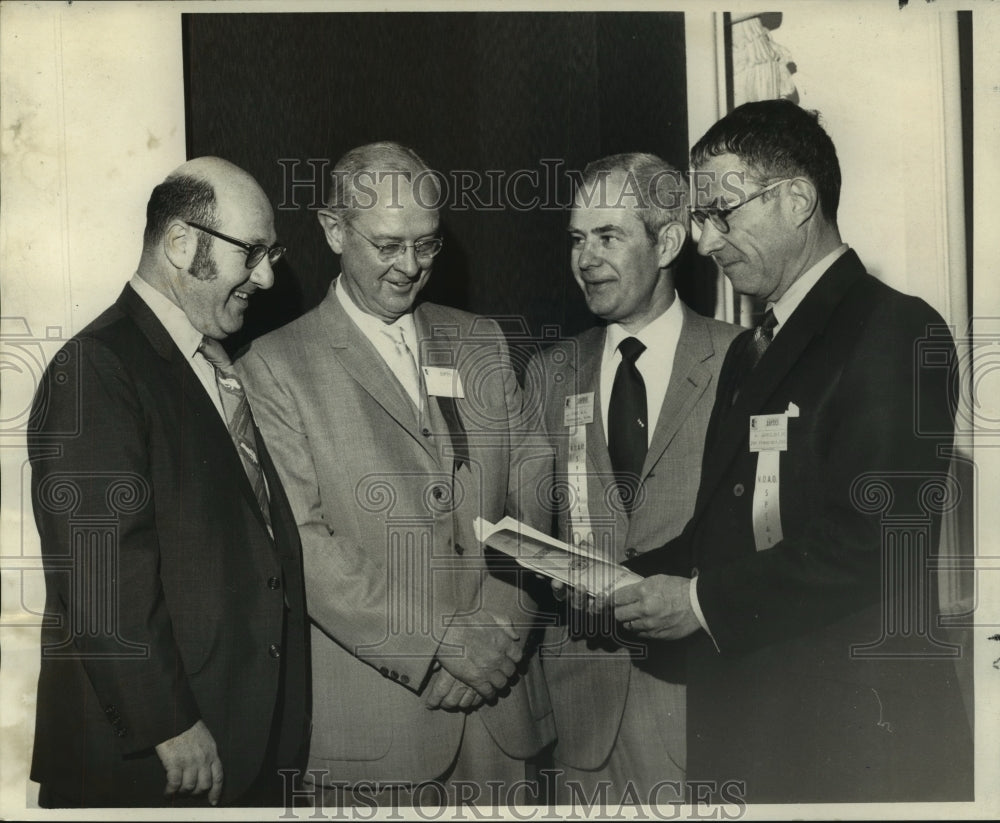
[[688, 178, 795, 235], [348, 223, 443, 263]]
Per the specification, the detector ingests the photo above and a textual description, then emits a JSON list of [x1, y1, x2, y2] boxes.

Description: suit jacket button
[[115, 727, 128, 738], [267, 576, 281, 590], [400, 674, 410, 685], [733, 483, 745, 497], [432, 485, 444, 500], [104, 704, 117, 718], [268, 643, 282, 659], [389, 670, 398, 680], [379, 666, 389, 676], [624, 548, 638, 560], [421, 427, 431, 437]]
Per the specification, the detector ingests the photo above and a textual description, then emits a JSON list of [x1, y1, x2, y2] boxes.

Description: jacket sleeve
[[238, 344, 442, 692], [29, 337, 201, 754]]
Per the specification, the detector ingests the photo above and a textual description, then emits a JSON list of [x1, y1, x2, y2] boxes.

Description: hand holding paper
[[473, 516, 642, 600], [613, 574, 701, 640]]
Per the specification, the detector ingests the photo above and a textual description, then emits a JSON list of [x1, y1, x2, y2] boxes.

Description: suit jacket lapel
[[317, 287, 436, 460], [693, 250, 867, 520], [117, 285, 275, 536], [641, 304, 714, 481]]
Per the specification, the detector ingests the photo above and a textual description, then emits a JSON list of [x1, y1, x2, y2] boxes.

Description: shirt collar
[[769, 244, 849, 335], [603, 295, 684, 361], [129, 273, 206, 359], [334, 275, 418, 343]]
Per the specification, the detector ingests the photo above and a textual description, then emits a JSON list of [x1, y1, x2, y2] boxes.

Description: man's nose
[[393, 246, 421, 278], [576, 240, 601, 270], [249, 257, 276, 290], [695, 220, 726, 257]]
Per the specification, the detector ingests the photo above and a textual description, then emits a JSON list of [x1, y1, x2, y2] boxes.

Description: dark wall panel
[[183, 11, 711, 352]]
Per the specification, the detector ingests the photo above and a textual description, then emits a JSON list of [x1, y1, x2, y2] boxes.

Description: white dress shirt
[[129, 273, 226, 420], [768, 244, 849, 337], [334, 276, 422, 407], [599, 296, 684, 446]]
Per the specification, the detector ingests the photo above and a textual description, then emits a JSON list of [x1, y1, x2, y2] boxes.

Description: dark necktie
[[608, 337, 647, 513], [731, 308, 778, 404], [198, 336, 272, 528]]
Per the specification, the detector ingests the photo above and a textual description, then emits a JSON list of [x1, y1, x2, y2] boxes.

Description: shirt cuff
[[689, 575, 720, 652]]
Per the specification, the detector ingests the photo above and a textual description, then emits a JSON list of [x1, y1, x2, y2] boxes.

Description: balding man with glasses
[[614, 100, 973, 803], [28, 157, 309, 807], [239, 141, 554, 806]]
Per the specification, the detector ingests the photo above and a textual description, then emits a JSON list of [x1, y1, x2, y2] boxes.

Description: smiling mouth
[[232, 290, 251, 303]]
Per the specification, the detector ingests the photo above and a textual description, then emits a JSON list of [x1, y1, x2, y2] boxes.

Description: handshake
[[423, 613, 523, 712]]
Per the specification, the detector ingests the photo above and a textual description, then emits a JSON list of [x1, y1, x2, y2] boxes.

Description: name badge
[[564, 392, 595, 427], [749, 414, 788, 452], [422, 367, 465, 398]]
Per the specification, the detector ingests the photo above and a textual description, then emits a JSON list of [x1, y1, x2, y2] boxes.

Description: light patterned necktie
[[198, 336, 272, 527], [382, 325, 423, 409]]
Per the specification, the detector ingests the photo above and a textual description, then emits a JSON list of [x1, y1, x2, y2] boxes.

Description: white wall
[[774, 7, 967, 326], [0, 1, 185, 812]]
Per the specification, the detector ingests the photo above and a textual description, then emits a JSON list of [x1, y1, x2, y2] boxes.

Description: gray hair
[[326, 141, 442, 220], [576, 152, 688, 242]]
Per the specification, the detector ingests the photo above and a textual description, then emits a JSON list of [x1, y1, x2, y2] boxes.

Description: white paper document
[[473, 516, 643, 597]]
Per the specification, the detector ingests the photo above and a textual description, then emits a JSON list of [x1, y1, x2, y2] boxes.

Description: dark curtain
[[183, 11, 717, 355]]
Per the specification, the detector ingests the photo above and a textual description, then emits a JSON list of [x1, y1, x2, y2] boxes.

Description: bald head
[[138, 156, 279, 340], [143, 156, 270, 249]]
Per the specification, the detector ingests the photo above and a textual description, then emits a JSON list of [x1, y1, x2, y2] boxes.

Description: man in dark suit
[[27, 157, 309, 807], [614, 100, 973, 803], [525, 153, 739, 803]]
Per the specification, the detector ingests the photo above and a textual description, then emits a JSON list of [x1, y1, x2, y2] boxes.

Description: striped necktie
[[198, 336, 272, 528], [731, 307, 778, 404]]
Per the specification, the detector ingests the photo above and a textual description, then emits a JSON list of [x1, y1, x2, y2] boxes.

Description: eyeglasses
[[347, 223, 443, 263], [186, 221, 286, 269], [688, 178, 795, 235]]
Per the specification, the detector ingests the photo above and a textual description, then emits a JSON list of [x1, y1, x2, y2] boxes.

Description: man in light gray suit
[[525, 153, 740, 804], [238, 142, 553, 807]]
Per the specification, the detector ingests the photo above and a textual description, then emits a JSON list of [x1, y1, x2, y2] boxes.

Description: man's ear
[[785, 178, 819, 227], [163, 220, 196, 270], [656, 221, 687, 270], [317, 209, 346, 254]]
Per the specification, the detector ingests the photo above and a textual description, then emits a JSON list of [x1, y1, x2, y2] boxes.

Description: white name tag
[[422, 366, 465, 398], [563, 392, 595, 427], [749, 414, 788, 452]]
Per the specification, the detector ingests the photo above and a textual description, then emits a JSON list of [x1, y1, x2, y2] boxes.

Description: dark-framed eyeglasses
[[186, 221, 286, 269], [347, 222, 443, 263], [688, 178, 795, 235]]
